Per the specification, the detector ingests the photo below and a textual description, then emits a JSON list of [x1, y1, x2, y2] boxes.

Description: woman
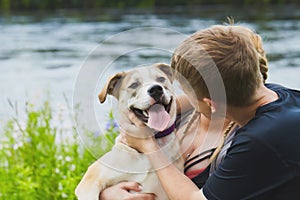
[[122, 23, 300, 199]]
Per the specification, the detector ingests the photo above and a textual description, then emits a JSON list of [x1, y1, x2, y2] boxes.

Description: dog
[[75, 63, 184, 200]]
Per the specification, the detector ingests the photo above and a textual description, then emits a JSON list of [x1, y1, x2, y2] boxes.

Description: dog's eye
[[156, 77, 166, 83], [129, 82, 139, 89]]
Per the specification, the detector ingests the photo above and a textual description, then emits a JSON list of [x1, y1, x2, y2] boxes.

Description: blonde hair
[[226, 17, 268, 82], [249, 30, 268, 82], [230, 25, 268, 82], [171, 24, 267, 106]]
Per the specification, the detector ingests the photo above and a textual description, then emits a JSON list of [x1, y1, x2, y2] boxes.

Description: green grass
[[0, 101, 119, 200]]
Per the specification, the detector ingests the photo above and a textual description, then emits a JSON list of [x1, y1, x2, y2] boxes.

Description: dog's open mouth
[[130, 98, 173, 131]]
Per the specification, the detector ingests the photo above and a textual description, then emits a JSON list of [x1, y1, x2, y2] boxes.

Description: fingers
[[118, 132, 139, 149], [99, 182, 156, 200], [120, 182, 142, 192], [118, 110, 157, 152], [119, 111, 145, 135], [119, 182, 156, 200], [128, 111, 145, 127], [119, 112, 154, 139]]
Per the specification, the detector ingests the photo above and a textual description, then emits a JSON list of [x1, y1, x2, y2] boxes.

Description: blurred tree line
[[0, 0, 298, 11]]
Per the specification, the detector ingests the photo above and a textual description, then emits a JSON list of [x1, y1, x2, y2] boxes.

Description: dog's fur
[[75, 63, 184, 200]]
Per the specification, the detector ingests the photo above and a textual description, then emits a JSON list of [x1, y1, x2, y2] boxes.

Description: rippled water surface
[[1, 5, 300, 131]]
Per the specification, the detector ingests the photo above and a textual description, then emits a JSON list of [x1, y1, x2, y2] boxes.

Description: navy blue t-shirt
[[203, 84, 300, 200]]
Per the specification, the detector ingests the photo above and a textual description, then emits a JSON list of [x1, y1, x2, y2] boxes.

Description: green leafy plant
[[0, 101, 119, 200]]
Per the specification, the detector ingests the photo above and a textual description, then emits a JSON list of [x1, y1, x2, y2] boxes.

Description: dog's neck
[[154, 122, 176, 139]]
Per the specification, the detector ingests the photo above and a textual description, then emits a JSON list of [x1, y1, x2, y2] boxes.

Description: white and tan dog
[[75, 63, 184, 200]]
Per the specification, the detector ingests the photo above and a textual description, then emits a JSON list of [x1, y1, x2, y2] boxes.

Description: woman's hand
[[120, 111, 158, 154], [99, 182, 156, 200]]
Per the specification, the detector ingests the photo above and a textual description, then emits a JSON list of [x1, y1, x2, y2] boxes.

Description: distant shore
[[1, 0, 299, 12]]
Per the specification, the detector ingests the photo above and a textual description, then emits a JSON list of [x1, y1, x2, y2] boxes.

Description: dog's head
[[99, 63, 176, 134]]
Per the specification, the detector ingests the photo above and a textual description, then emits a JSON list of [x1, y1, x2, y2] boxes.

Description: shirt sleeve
[[202, 134, 289, 200]]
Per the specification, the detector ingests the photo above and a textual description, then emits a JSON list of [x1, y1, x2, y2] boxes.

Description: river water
[[1, 5, 300, 134]]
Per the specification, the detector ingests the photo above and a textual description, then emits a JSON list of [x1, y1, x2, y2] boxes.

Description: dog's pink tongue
[[148, 104, 170, 131]]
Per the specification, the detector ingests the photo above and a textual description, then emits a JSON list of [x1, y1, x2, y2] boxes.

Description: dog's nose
[[148, 85, 163, 101]]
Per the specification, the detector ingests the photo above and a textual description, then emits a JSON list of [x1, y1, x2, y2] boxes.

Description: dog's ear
[[98, 72, 125, 103], [155, 63, 174, 83]]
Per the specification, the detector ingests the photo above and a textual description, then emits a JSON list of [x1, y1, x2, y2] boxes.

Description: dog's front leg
[[75, 161, 106, 200]]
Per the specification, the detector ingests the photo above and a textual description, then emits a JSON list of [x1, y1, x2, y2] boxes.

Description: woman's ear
[[203, 98, 216, 114]]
